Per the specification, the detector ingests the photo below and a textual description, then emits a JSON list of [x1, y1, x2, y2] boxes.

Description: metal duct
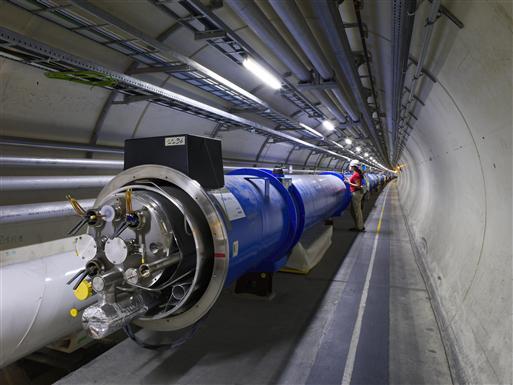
[[0, 176, 114, 191], [389, 0, 417, 162], [396, 0, 440, 162], [268, 0, 358, 122], [0, 199, 95, 224], [225, 0, 348, 125], [1, 156, 123, 169], [313, 1, 388, 162], [316, 90, 348, 124], [269, 0, 332, 79], [0, 136, 123, 154], [225, 0, 310, 81]]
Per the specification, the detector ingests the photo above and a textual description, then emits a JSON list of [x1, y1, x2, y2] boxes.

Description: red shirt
[[349, 172, 362, 193]]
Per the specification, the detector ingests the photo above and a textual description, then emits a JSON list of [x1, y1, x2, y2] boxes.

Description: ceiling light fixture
[[322, 120, 335, 131], [364, 152, 369, 157], [242, 57, 281, 90], [299, 123, 324, 139], [355, 146, 361, 153], [344, 138, 352, 145]]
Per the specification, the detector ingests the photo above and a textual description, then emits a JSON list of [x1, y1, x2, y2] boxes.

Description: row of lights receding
[[243, 57, 338, 141], [243, 57, 392, 172]]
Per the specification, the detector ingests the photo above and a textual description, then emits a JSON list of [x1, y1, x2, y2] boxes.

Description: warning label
[[211, 189, 246, 221]]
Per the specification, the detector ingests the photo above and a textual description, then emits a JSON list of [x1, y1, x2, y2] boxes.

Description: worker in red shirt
[[345, 160, 365, 232]]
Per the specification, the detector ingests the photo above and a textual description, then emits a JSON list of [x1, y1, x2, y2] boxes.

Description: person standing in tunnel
[[345, 160, 365, 232]]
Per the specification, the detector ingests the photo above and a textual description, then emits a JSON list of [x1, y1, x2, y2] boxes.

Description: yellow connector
[[73, 280, 92, 301]]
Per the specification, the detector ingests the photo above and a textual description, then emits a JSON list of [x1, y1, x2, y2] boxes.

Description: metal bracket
[[407, 56, 437, 83], [127, 64, 193, 75], [297, 80, 338, 91], [112, 95, 158, 105], [244, 176, 270, 198], [428, 1, 464, 29], [194, 29, 227, 40]]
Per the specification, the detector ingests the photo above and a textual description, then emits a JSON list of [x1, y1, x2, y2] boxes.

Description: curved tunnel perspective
[[0, 1, 511, 384]]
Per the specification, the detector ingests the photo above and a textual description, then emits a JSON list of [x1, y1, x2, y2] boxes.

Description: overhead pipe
[[268, 0, 359, 123], [225, 0, 310, 80], [0, 176, 114, 191], [389, 0, 417, 162], [313, 1, 388, 163], [224, 0, 350, 127], [1, 155, 339, 173], [353, 1, 385, 147], [0, 199, 95, 224], [0, 136, 123, 154], [1, 169, 342, 192], [1, 156, 123, 169], [396, 0, 440, 161]]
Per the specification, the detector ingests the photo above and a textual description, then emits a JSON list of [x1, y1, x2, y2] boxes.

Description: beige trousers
[[350, 189, 364, 230]]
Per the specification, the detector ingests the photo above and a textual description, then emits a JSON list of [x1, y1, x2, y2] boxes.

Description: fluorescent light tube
[[243, 57, 281, 90]]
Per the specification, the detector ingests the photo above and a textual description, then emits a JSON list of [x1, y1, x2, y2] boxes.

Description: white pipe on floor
[[0, 238, 95, 368]]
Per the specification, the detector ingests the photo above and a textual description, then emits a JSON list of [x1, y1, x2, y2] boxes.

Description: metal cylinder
[[286, 174, 350, 244], [92, 269, 124, 292], [268, 0, 356, 120], [225, 0, 311, 81], [0, 156, 123, 169], [0, 175, 114, 191], [172, 283, 192, 301], [0, 136, 123, 154], [0, 199, 95, 224], [220, 169, 298, 283], [139, 254, 181, 278], [0, 241, 94, 368]]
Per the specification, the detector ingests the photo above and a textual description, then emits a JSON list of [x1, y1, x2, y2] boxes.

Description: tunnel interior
[[0, 1, 511, 384]]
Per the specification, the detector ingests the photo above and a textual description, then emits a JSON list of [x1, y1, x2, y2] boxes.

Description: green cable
[[45, 70, 118, 88]]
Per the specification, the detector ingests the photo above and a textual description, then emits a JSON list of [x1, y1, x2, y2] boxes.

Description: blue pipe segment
[[210, 169, 350, 284]]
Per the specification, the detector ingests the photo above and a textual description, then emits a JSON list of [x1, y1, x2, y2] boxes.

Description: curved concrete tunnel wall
[[0, 1, 511, 383], [397, 3, 512, 383]]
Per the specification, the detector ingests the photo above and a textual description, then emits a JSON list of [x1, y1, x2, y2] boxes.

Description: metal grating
[[7, 0, 267, 111], [150, 0, 325, 119], [0, 26, 353, 163], [5, 0, 327, 135]]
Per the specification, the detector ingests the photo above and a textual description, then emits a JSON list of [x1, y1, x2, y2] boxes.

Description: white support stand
[[282, 224, 333, 274]]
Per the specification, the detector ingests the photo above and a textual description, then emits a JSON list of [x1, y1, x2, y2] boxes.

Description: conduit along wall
[[0, 134, 391, 366]]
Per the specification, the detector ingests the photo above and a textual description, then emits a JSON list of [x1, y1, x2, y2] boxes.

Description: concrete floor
[[55, 182, 452, 385]]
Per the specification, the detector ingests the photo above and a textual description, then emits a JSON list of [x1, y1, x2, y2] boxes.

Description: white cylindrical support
[[0, 238, 95, 368]]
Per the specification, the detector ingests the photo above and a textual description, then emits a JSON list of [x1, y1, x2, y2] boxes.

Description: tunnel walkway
[[56, 182, 452, 385]]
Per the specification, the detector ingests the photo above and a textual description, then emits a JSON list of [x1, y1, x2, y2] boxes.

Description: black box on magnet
[[124, 134, 224, 189]]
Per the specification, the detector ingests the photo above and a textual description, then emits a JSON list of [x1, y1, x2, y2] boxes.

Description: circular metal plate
[[94, 165, 229, 331], [104, 237, 128, 265], [74, 234, 97, 261]]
